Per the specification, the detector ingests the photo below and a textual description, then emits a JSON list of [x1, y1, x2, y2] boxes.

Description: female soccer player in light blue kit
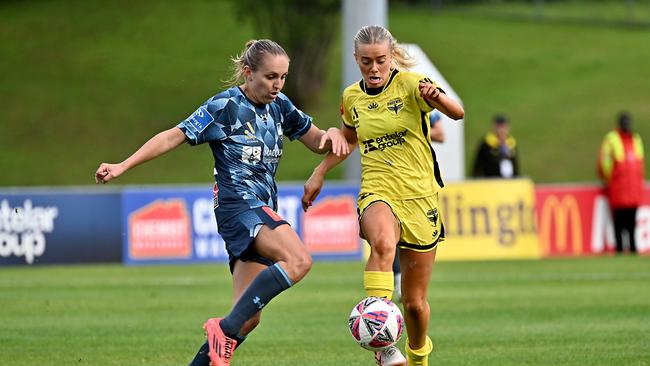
[[95, 39, 348, 366]]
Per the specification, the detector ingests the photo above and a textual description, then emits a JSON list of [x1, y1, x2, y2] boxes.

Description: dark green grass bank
[[1, 257, 649, 365], [1, 1, 650, 186]]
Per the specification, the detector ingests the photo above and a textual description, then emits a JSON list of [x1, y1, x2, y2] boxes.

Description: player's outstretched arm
[[301, 124, 357, 212], [298, 125, 350, 156], [95, 127, 186, 184]]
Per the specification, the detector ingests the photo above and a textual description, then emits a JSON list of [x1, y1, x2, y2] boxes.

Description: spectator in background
[[472, 114, 519, 178], [598, 111, 645, 254]]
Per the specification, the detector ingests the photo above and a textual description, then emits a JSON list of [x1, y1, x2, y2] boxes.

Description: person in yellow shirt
[[472, 114, 519, 178], [302, 25, 464, 366], [394, 110, 445, 301]]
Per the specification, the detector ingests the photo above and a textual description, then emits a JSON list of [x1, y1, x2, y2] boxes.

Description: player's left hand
[[319, 127, 350, 156], [302, 171, 324, 212], [419, 82, 441, 102]]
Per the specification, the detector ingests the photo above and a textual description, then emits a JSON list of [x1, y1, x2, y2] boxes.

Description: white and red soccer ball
[[348, 297, 404, 351]]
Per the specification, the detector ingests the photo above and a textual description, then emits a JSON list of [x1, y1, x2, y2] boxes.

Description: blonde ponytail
[[225, 39, 289, 87]]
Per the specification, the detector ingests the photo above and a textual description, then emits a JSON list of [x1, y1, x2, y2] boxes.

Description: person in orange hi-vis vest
[[598, 111, 645, 254]]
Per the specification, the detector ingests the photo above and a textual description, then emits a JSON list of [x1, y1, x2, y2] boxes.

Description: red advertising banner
[[128, 199, 192, 259], [535, 184, 650, 256], [302, 196, 359, 255]]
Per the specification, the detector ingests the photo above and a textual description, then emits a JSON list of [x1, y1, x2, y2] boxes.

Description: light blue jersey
[[177, 86, 311, 223]]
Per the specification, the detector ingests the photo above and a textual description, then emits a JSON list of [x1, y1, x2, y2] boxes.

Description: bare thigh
[[252, 224, 312, 283], [360, 202, 401, 271], [252, 224, 306, 262]]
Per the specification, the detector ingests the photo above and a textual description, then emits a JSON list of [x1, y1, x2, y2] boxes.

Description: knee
[[370, 237, 397, 264], [296, 252, 313, 279], [285, 251, 312, 283]]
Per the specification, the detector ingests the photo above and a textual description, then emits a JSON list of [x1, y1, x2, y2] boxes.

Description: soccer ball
[[348, 297, 404, 351]]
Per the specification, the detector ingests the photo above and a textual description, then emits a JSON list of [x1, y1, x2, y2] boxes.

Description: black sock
[[188, 341, 209, 366], [233, 334, 247, 349], [219, 263, 292, 337]]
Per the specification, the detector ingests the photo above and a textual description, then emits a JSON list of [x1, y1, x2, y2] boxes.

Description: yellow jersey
[[341, 69, 444, 200]]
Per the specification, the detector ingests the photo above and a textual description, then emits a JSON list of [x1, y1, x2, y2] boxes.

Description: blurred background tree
[[230, 0, 340, 109], [1, 0, 649, 186]]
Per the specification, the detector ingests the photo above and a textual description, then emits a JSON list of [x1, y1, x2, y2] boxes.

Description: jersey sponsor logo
[[368, 102, 379, 110], [128, 199, 192, 259], [361, 129, 408, 154], [362, 139, 378, 154], [387, 98, 404, 115], [263, 148, 282, 164], [242, 145, 262, 164], [187, 106, 214, 134]]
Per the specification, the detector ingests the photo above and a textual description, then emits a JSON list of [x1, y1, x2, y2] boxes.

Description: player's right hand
[[419, 81, 440, 102], [302, 172, 324, 212], [95, 163, 124, 184]]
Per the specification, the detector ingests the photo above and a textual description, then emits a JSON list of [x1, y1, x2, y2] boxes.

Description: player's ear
[[243, 65, 253, 81]]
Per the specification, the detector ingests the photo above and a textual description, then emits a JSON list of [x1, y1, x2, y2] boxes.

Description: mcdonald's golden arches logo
[[539, 195, 582, 255]]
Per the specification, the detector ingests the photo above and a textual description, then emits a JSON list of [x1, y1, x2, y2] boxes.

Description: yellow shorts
[[358, 192, 445, 252]]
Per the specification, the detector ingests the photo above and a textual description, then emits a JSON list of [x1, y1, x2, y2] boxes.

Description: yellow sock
[[363, 271, 393, 300], [406, 336, 433, 366]]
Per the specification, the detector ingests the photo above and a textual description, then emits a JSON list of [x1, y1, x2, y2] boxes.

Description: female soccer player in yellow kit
[[302, 25, 464, 366]]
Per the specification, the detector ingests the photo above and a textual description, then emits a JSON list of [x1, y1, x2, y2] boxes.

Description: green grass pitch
[[1, 256, 649, 365]]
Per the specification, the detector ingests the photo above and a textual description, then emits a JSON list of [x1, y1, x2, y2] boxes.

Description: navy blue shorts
[[217, 206, 288, 273]]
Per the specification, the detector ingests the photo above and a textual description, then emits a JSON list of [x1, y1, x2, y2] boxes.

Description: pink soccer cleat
[[203, 318, 237, 366]]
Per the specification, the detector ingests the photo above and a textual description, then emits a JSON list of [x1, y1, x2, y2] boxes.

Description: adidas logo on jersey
[[368, 102, 379, 110]]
